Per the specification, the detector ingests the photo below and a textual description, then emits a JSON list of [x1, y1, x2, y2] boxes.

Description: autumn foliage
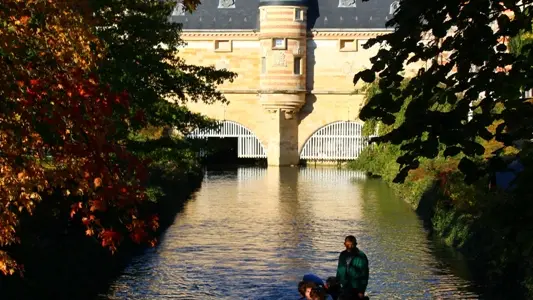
[[0, 0, 161, 275]]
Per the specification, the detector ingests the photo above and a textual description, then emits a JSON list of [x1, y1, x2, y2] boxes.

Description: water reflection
[[102, 167, 481, 299]]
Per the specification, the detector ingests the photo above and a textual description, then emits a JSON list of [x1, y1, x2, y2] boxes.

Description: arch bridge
[[187, 120, 371, 163], [188, 120, 267, 159]]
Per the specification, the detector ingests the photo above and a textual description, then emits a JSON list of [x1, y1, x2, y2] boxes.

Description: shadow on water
[[0, 169, 203, 300], [199, 137, 267, 168], [358, 179, 485, 298], [101, 167, 484, 299]]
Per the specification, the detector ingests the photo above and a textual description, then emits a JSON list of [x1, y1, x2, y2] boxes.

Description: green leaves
[[444, 146, 462, 157], [353, 69, 376, 85], [89, 0, 236, 139], [458, 157, 479, 184], [356, 0, 533, 182]]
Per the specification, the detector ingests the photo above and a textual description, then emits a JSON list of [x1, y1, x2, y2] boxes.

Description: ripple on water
[[102, 168, 482, 300]]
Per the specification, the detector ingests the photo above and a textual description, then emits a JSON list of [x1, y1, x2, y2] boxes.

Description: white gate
[[298, 168, 367, 181], [188, 121, 267, 158], [300, 121, 369, 160]]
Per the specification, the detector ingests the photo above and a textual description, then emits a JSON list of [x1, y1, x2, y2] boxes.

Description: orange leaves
[[0, 0, 158, 275], [13, 15, 30, 26], [70, 202, 83, 218], [99, 230, 122, 253], [0, 251, 22, 276], [89, 198, 107, 212], [94, 177, 102, 188]]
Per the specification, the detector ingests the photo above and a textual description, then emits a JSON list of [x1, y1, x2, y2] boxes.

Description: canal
[[101, 167, 482, 299]]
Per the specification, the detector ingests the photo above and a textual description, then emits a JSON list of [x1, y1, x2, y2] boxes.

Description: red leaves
[[0, 0, 158, 274], [99, 230, 122, 253], [130, 228, 148, 245]]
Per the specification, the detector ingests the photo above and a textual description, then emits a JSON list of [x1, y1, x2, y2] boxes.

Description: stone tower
[[258, 0, 308, 166]]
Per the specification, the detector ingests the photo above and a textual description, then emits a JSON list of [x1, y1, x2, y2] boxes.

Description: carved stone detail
[[390, 1, 400, 14], [172, 3, 185, 16], [272, 52, 287, 67], [283, 109, 295, 120], [219, 0, 236, 8], [267, 109, 279, 114], [338, 0, 356, 8]]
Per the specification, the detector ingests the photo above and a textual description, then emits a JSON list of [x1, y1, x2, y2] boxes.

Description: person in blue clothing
[[298, 273, 340, 299], [303, 273, 325, 286], [298, 274, 327, 299]]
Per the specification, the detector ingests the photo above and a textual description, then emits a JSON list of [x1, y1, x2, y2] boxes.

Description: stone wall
[[175, 29, 418, 164]]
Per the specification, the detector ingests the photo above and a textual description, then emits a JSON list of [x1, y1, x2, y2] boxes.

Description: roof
[[169, 0, 399, 30]]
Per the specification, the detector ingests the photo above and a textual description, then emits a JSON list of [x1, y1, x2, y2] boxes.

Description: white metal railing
[[234, 167, 366, 182], [233, 167, 367, 182], [298, 168, 367, 181], [300, 121, 370, 160], [237, 167, 268, 181], [188, 121, 267, 158]]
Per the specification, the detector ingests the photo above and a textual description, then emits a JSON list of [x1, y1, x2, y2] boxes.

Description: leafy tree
[[355, 0, 533, 183], [0, 0, 156, 275], [89, 0, 236, 138], [0, 0, 236, 276]]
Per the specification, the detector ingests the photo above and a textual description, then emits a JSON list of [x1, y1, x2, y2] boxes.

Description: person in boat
[[335, 235, 369, 300], [298, 281, 319, 300], [302, 273, 325, 287], [325, 276, 341, 300], [309, 285, 328, 300], [298, 273, 330, 299]]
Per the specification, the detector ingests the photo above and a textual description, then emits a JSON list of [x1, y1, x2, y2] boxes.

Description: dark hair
[[310, 285, 327, 300], [325, 276, 341, 295], [298, 281, 306, 297], [299, 281, 318, 297], [345, 235, 357, 244]]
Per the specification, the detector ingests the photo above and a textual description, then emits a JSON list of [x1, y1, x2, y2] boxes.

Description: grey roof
[[259, 0, 309, 6], [169, 0, 398, 30]]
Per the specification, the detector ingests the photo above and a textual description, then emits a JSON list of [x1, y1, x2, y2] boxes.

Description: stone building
[[171, 0, 401, 166]]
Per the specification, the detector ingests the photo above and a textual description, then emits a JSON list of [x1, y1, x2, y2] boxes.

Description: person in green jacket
[[335, 235, 369, 300]]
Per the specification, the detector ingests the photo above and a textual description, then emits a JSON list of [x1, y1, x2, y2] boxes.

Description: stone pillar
[[258, 0, 308, 166], [265, 106, 299, 166]]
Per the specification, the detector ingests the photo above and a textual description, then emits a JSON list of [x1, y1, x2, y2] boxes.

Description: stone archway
[[299, 121, 368, 160], [188, 120, 267, 158]]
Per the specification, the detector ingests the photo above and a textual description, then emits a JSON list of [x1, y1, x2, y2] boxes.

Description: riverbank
[[349, 144, 533, 299], [0, 137, 204, 300]]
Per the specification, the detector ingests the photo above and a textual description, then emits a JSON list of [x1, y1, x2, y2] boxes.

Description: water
[[101, 167, 482, 299]]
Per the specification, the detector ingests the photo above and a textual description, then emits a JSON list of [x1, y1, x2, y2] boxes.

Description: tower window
[[294, 8, 304, 21], [293, 57, 302, 75], [272, 38, 286, 50]]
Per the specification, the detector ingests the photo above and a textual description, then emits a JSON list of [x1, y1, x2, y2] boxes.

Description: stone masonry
[[173, 0, 417, 166]]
